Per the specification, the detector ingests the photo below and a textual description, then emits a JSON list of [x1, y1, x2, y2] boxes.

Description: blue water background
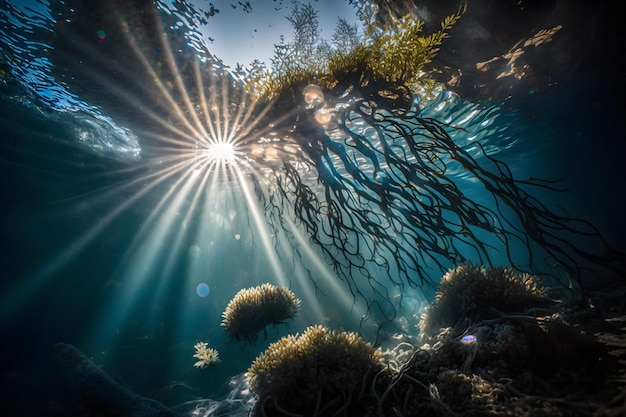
[[1, 0, 625, 414]]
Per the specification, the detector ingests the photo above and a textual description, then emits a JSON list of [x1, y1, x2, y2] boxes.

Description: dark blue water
[[1, 1, 625, 416]]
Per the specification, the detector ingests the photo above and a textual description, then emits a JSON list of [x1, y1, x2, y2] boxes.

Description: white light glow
[[205, 139, 236, 164]]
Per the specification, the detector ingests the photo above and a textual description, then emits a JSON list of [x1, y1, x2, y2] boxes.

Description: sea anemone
[[419, 263, 551, 336], [221, 283, 301, 344], [246, 324, 385, 416]]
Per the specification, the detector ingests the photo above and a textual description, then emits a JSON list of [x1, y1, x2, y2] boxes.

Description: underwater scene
[[1, 0, 625, 416]]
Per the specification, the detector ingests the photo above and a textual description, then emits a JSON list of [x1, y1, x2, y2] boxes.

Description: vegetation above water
[[238, 2, 460, 103]]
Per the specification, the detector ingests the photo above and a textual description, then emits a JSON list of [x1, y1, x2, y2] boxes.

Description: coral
[[380, 277, 625, 417], [192, 342, 221, 368], [419, 262, 551, 336], [246, 324, 386, 416], [221, 283, 301, 344]]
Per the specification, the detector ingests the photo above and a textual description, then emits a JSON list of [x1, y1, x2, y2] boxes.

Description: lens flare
[[196, 283, 210, 297], [303, 84, 324, 106], [314, 108, 333, 125]]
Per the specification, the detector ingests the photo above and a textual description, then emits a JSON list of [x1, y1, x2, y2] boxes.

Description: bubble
[[234, 234, 241, 240], [460, 334, 476, 345], [188, 245, 201, 257], [303, 84, 324, 105], [314, 108, 332, 125], [196, 283, 210, 297]]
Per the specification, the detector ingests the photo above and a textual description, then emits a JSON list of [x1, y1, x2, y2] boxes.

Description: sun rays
[[0, 2, 365, 358], [39, 4, 359, 349]]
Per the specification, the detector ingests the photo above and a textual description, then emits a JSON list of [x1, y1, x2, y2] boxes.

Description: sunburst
[[2, 2, 361, 353]]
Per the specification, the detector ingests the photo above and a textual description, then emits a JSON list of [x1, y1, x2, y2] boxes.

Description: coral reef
[[221, 283, 301, 344], [393, 302, 624, 416], [246, 324, 386, 417], [240, 266, 625, 417], [419, 262, 553, 336], [365, 264, 625, 417], [52, 266, 625, 417]]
